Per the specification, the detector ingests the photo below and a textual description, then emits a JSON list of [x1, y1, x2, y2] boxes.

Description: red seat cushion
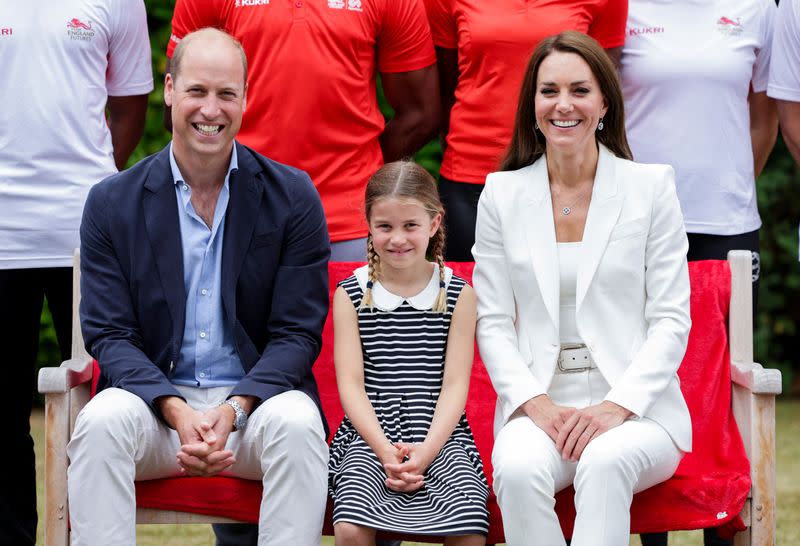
[[106, 260, 749, 541]]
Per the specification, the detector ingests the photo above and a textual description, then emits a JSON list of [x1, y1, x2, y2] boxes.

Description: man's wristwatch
[[222, 399, 248, 431]]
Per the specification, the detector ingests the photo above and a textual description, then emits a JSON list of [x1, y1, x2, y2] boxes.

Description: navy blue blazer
[[79, 142, 331, 429]]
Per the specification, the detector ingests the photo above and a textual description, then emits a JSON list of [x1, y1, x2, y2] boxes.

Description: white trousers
[[492, 369, 683, 546], [67, 386, 329, 546]]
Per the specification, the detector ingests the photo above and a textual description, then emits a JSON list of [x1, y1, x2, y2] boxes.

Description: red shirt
[[169, 0, 436, 242], [424, 0, 627, 184]]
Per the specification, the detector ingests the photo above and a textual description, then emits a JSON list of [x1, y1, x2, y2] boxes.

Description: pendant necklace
[[553, 185, 592, 216]]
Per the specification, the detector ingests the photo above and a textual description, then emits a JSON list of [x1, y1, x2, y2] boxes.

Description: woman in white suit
[[472, 31, 692, 546]]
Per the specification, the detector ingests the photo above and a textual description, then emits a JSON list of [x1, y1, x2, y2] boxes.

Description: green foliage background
[[35, 0, 800, 395]]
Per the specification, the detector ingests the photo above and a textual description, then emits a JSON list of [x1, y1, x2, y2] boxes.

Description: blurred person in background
[[767, 0, 800, 260], [0, 1, 152, 543]]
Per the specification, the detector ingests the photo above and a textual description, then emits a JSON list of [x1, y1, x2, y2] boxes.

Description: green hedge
[[34, 1, 800, 396], [754, 138, 800, 393]]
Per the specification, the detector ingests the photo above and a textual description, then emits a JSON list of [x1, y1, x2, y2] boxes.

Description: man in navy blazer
[[66, 28, 331, 546]]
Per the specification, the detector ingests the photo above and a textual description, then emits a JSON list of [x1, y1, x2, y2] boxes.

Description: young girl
[[328, 161, 489, 546]]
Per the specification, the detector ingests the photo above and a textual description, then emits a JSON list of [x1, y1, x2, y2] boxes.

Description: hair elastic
[[366, 280, 374, 289], [439, 280, 446, 288]]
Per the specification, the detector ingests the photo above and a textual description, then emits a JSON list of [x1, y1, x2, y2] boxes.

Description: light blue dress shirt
[[169, 143, 245, 387]]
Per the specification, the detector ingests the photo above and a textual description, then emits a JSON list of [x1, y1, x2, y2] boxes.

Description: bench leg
[[732, 386, 777, 546], [43, 392, 70, 546]]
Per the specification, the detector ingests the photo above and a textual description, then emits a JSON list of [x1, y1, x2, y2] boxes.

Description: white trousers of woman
[[492, 368, 683, 546], [67, 386, 329, 546]]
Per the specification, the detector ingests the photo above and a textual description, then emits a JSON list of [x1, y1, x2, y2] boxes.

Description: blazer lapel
[[143, 146, 185, 337], [221, 143, 263, 320], [576, 145, 623, 311], [522, 158, 560, 330]]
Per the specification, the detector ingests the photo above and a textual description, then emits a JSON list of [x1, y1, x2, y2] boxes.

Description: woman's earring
[[597, 117, 604, 131], [534, 121, 539, 131]]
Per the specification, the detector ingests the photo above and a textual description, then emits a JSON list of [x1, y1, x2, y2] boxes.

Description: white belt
[[557, 344, 597, 373]]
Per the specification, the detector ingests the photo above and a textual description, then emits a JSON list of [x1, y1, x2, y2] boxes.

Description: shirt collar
[[353, 263, 453, 311], [169, 142, 238, 189]]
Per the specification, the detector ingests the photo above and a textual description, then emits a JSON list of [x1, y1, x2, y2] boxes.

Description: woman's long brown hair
[[500, 30, 633, 172]]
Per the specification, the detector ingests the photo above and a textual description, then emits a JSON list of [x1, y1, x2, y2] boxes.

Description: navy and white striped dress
[[328, 264, 490, 536]]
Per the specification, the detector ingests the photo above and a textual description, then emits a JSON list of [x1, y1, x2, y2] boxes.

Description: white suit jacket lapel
[[576, 145, 624, 311], [522, 157, 559, 330]]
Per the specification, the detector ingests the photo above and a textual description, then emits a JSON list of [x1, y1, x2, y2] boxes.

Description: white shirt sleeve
[[106, 0, 154, 96], [768, 0, 800, 101], [752, 0, 777, 93]]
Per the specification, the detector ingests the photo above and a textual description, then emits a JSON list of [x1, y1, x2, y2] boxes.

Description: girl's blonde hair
[[361, 161, 448, 313]]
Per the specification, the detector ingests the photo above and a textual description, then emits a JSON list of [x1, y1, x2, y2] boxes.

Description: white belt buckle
[[557, 344, 594, 373]]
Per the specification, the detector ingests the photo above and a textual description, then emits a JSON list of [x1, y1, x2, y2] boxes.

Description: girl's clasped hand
[[380, 442, 434, 493]]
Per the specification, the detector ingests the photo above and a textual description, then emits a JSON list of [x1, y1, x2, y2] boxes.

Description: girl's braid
[[430, 225, 447, 313], [360, 235, 381, 310]]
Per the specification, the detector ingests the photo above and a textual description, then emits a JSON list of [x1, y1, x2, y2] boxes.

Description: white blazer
[[473, 145, 692, 452]]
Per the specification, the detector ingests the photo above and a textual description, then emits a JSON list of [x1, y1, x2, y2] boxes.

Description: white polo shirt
[[0, 0, 153, 269], [622, 0, 775, 236], [768, 0, 800, 101]]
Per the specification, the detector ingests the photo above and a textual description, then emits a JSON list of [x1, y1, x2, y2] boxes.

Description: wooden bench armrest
[[730, 361, 782, 395], [38, 356, 94, 394]]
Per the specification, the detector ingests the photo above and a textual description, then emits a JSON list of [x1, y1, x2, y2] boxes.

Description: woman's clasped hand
[[520, 395, 632, 461]]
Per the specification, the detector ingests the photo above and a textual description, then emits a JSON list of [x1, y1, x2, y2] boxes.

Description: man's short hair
[[171, 28, 248, 85]]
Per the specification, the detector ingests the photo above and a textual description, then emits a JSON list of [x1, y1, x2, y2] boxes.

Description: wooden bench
[[38, 251, 782, 545]]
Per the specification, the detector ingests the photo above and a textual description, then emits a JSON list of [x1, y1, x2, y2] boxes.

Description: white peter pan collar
[[354, 263, 453, 311]]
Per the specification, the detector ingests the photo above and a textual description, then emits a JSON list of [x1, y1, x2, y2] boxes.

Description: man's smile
[[193, 123, 223, 136]]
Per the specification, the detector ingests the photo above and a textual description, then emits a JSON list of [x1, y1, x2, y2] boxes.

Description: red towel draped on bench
[[91, 260, 749, 542]]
